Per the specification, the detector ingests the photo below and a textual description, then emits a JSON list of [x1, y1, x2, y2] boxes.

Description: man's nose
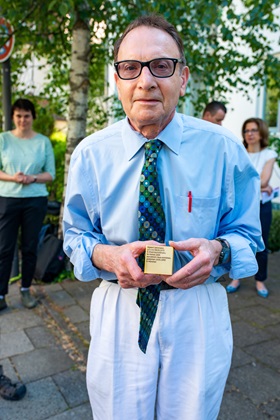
[[137, 66, 157, 88]]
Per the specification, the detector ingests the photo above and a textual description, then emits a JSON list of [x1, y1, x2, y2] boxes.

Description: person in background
[[226, 118, 277, 298], [63, 14, 263, 420], [0, 98, 55, 311], [0, 365, 26, 401], [202, 100, 227, 125]]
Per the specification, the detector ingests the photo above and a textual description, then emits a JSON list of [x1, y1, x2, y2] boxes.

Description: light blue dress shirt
[[63, 113, 263, 283]]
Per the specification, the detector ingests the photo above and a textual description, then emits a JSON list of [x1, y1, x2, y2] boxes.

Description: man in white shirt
[[63, 14, 263, 420]]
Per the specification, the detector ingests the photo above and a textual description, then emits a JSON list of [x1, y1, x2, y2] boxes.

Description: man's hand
[[92, 241, 165, 289], [165, 238, 222, 289]]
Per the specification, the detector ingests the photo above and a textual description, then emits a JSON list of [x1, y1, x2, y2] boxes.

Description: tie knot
[[144, 139, 162, 159]]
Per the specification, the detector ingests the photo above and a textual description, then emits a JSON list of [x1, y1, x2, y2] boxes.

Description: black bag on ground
[[34, 227, 66, 283]]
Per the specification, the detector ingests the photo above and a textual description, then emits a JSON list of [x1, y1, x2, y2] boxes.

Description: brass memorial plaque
[[144, 245, 174, 275]]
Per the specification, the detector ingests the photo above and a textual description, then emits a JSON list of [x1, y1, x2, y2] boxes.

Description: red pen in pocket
[[188, 191, 192, 212]]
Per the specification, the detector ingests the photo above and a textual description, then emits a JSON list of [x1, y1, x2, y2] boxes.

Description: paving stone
[[260, 398, 280, 418], [62, 279, 100, 298], [245, 339, 280, 371], [61, 280, 90, 296], [41, 282, 63, 293], [227, 292, 256, 311], [0, 358, 22, 383], [47, 402, 93, 419], [229, 312, 241, 323], [234, 305, 280, 328], [25, 325, 59, 349], [0, 309, 43, 333], [53, 369, 88, 407], [265, 323, 280, 339], [231, 321, 271, 347], [267, 252, 279, 276], [256, 292, 280, 311], [63, 305, 89, 324], [0, 331, 34, 358], [223, 382, 233, 393], [0, 377, 67, 420], [11, 348, 75, 382], [46, 290, 76, 308], [227, 364, 280, 405], [231, 346, 255, 369], [218, 388, 265, 420], [61, 279, 100, 311], [76, 321, 91, 342], [75, 296, 93, 312]]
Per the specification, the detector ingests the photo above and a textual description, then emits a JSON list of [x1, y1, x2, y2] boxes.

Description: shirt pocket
[[173, 195, 221, 240]]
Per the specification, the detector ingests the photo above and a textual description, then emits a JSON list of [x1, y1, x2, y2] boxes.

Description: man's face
[[203, 109, 226, 126], [114, 26, 189, 138]]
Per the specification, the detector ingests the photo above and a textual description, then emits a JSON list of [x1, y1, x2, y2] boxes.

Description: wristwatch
[[214, 237, 231, 265], [32, 176, 37, 183]]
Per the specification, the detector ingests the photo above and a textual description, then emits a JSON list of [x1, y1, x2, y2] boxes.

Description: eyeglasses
[[243, 129, 259, 134], [114, 58, 184, 80]]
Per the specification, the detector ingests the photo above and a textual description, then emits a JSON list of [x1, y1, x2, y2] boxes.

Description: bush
[[269, 134, 280, 166], [47, 131, 66, 203], [268, 210, 280, 252]]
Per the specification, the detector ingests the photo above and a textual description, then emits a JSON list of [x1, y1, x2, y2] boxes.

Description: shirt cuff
[[221, 233, 263, 279]]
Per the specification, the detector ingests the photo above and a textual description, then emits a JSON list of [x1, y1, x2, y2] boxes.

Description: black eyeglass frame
[[114, 57, 185, 80]]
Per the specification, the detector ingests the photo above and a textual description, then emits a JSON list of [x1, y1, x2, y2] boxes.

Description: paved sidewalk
[[0, 252, 279, 420]]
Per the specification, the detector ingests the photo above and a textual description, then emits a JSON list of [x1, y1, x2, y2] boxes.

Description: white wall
[[223, 86, 265, 140], [18, 56, 49, 96]]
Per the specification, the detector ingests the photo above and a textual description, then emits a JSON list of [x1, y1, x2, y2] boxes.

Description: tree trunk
[[58, 16, 91, 238]]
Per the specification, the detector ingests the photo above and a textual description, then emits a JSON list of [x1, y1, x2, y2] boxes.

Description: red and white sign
[[0, 17, 15, 63]]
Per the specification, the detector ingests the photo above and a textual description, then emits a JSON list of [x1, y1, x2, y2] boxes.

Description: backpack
[[34, 225, 66, 283]]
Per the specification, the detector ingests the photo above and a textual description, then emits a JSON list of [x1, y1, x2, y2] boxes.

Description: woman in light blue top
[[0, 98, 55, 310]]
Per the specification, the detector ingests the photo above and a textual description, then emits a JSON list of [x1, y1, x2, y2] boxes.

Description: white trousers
[[87, 281, 233, 420]]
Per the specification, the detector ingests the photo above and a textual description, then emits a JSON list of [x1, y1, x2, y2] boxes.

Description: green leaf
[[58, 2, 70, 16]]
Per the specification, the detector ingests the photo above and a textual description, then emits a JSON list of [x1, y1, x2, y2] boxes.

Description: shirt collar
[[122, 112, 183, 161]]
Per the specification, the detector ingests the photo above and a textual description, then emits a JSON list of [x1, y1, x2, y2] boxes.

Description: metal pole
[[2, 58, 12, 130], [2, 58, 19, 278]]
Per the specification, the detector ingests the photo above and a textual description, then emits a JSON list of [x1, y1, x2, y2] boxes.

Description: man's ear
[[180, 66, 189, 97], [114, 72, 121, 100], [203, 111, 212, 121]]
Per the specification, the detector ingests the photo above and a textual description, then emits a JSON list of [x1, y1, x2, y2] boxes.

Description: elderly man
[[63, 14, 263, 420], [202, 100, 227, 125]]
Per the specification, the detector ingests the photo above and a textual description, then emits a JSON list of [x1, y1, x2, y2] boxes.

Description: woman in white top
[[226, 118, 277, 298]]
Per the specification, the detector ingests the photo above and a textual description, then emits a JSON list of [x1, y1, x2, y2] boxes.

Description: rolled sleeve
[[226, 233, 260, 279], [63, 146, 117, 282], [63, 228, 116, 281], [215, 148, 264, 279]]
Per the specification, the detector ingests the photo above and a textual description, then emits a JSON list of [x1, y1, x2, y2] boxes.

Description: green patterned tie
[[137, 140, 166, 353]]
